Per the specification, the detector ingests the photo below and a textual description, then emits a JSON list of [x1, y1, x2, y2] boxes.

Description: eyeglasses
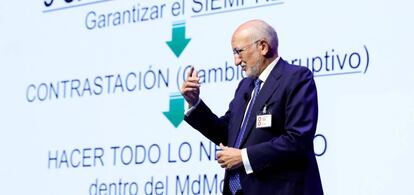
[[232, 40, 261, 56]]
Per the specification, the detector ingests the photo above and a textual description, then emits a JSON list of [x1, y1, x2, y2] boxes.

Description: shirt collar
[[258, 56, 280, 83]]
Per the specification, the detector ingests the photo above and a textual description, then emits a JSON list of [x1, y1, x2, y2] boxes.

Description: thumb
[[219, 143, 226, 150]]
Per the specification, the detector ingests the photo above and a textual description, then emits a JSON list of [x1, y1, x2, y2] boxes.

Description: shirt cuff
[[185, 98, 201, 116], [241, 148, 253, 174]]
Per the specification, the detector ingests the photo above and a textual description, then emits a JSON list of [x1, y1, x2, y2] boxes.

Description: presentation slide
[[1, 0, 413, 194]]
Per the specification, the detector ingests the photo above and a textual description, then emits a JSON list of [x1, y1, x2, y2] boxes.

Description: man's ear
[[259, 40, 270, 56]]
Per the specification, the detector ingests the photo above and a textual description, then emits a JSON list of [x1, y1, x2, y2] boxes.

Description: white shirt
[[241, 56, 280, 174]]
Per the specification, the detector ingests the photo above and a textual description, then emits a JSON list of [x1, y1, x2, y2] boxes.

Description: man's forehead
[[232, 30, 250, 45]]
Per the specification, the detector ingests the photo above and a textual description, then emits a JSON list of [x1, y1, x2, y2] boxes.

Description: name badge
[[256, 105, 272, 128]]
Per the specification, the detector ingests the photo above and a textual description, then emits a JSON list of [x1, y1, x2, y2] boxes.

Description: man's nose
[[234, 55, 242, 66]]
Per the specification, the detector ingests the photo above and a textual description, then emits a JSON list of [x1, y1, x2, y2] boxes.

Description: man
[[181, 19, 323, 195]]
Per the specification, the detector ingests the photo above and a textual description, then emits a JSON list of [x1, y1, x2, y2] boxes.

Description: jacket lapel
[[239, 59, 285, 147], [229, 78, 255, 147]]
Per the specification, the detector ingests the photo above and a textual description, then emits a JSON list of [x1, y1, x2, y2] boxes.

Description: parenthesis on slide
[[176, 66, 182, 92], [363, 45, 370, 74], [314, 134, 327, 157]]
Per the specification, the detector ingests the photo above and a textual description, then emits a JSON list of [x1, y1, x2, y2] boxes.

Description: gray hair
[[247, 20, 279, 53]]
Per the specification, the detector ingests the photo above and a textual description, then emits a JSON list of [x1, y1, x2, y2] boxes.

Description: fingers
[[218, 143, 230, 169], [182, 66, 200, 93], [187, 66, 194, 78], [219, 160, 232, 169], [190, 66, 199, 79], [217, 143, 227, 158], [183, 79, 200, 88], [181, 67, 200, 106], [218, 159, 230, 169], [186, 66, 199, 79], [217, 145, 242, 170], [220, 143, 226, 149], [181, 83, 200, 95]]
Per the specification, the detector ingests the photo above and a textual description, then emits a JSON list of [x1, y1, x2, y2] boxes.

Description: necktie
[[229, 79, 262, 194]]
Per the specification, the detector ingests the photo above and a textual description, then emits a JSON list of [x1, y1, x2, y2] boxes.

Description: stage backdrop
[[1, 0, 413, 194]]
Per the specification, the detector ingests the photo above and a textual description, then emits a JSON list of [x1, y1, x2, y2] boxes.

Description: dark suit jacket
[[185, 59, 323, 195]]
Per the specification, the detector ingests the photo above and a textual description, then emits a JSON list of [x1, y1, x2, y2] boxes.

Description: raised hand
[[180, 66, 200, 106]]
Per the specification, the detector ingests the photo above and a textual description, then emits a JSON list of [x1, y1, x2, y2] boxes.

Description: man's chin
[[245, 71, 258, 78], [245, 72, 255, 78], [244, 70, 251, 77]]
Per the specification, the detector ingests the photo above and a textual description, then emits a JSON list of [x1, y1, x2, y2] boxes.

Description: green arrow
[[163, 93, 185, 128], [166, 21, 191, 58]]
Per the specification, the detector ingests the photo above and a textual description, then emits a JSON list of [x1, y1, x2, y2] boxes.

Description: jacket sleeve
[[184, 100, 229, 145], [184, 78, 249, 146]]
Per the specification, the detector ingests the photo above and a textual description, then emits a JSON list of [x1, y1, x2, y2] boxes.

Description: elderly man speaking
[[181, 19, 323, 195]]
